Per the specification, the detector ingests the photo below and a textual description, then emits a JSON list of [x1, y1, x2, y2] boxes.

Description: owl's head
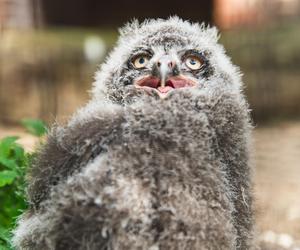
[[92, 17, 242, 103]]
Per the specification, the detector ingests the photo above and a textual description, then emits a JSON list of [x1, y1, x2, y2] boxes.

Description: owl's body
[[13, 18, 254, 250]]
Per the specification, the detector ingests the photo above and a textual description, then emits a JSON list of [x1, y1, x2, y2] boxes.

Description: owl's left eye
[[185, 56, 203, 70], [132, 55, 150, 69]]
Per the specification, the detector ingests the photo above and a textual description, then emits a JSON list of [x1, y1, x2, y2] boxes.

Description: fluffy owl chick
[[13, 17, 254, 250]]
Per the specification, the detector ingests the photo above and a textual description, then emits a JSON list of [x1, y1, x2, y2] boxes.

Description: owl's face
[[122, 44, 213, 99], [93, 17, 241, 103]]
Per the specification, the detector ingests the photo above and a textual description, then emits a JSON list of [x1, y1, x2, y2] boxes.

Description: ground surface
[[254, 121, 300, 248], [1, 121, 300, 248]]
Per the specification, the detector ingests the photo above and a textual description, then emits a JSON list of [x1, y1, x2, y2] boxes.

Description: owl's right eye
[[132, 55, 150, 69]]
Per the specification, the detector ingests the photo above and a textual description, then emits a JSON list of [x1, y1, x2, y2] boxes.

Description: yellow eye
[[185, 56, 203, 70], [133, 55, 149, 69]]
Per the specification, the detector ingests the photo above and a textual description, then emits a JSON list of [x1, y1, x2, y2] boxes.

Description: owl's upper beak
[[134, 55, 196, 99], [154, 55, 177, 87]]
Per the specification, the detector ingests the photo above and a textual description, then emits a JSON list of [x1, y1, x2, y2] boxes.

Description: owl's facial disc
[[132, 54, 201, 99]]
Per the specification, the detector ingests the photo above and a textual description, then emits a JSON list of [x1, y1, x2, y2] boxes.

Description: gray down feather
[[13, 17, 255, 250]]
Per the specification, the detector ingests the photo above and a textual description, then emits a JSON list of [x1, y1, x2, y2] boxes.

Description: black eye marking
[[127, 48, 154, 69], [181, 49, 213, 77], [118, 49, 154, 86], [182, 50, 206, 67]]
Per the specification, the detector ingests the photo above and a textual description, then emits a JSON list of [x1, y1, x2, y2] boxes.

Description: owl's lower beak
[[134, 75, 197, 99]]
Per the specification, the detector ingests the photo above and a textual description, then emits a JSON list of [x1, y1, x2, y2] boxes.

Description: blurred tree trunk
[[31, 0, 44, 28]]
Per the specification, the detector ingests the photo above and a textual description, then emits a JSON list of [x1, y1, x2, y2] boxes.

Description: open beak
[[134, 55, 197, 98], [134, 75, 197, 99]]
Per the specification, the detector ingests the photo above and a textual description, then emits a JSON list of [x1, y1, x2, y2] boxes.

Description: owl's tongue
[[157, 86, 173, 93]]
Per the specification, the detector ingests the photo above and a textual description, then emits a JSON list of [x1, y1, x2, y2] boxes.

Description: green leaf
[[13, 146, 25, 161], [0, 158, 18, 170], [0, 225, 12, 250], [0, 137, 19, 158], [0, 226, 10, 243], [0, 171, 18, 187], [21, 119, 47, 137], [0, 245, 11, 250]]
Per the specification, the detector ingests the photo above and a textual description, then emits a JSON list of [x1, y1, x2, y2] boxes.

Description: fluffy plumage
[[13, 17, 254, 250]]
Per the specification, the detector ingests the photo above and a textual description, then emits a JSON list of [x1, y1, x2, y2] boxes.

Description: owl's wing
[[27, 102, 124, 210]]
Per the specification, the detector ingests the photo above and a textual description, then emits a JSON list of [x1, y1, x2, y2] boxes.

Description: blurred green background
[[0, 0, 300, 248]]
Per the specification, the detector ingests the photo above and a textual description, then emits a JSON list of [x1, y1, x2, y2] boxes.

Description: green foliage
[[0, 120, 46, 249], [21, 119, 47, 137], [0, 226, 13, 250], [0, 137, 28, 249]]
